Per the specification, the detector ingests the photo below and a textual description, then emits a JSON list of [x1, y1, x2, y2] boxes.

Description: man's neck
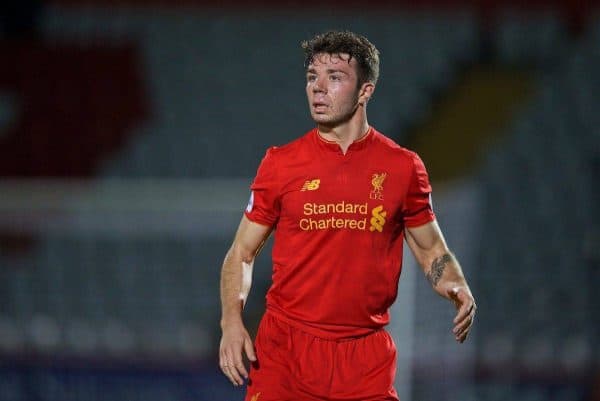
[[318, 119, 370, 154]]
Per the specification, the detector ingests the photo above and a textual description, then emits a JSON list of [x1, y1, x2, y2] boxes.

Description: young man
[[219, 31, 476, 401]]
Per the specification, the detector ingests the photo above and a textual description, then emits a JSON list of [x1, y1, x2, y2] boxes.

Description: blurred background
[[0, 0, 598, 400]]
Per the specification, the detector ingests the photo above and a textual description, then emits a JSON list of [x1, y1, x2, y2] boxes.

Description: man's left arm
[[405, 220, 477, 343]]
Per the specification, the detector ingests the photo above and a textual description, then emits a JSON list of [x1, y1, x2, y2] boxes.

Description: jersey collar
[[314, 127, 374, 154]]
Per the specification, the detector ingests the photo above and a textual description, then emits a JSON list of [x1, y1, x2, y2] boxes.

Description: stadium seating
[[473, 15, 599, 400], [0, 5, 598, 401], [38, 8, 481, 177], [0, 7, 481, 357]]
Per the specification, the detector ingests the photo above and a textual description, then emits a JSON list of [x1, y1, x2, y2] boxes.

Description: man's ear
[[359, 82, 375, 105]]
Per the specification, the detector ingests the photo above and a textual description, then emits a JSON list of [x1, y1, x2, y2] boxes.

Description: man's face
[[306, 53, 368, 127]]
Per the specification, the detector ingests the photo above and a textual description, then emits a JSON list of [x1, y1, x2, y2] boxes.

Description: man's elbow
[[227, 242, 256, 265]]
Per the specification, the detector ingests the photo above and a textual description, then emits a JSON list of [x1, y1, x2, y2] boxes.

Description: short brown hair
[[301, 30, 380, 85]]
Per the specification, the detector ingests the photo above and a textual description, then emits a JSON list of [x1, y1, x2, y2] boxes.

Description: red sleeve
[[244, 147, 281, 227], [403, 152, 435, 227]]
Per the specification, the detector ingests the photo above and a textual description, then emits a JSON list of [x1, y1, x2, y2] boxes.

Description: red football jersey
[[245, 127, 435, 339]]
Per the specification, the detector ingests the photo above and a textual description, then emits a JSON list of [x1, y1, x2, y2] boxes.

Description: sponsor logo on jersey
[[369, 205, 387, 232], [370, 173, 387, 200], [301, 179, 320, 191], [299, 202, 386, 232]]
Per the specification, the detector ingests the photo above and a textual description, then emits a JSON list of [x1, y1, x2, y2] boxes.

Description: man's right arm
[[219, 215, 272, 386]]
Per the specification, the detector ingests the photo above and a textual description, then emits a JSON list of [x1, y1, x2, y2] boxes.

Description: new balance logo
[[301, 179, 320, 191]]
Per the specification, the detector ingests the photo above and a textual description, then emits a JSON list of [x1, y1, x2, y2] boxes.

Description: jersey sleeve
[[403, 152, 435, 227], [244, 147, 281, 227]]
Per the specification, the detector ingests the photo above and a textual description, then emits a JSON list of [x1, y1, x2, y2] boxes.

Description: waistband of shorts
[[265, 307, 381, 342]]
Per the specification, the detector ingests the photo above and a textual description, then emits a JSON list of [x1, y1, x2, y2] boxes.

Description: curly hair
[[301, 30, 380, 85]]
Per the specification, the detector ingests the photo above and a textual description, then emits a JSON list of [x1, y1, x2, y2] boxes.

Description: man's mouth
[[312, 102, 328, 112]]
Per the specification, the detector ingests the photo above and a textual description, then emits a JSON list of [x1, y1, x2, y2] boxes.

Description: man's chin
[[311, 114, 351, 128], [311, 113, 335, 125]]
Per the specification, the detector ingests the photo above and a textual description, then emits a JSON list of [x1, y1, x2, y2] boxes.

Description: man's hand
[[219, 320, 257, 386], [448, 287, 476, 343]]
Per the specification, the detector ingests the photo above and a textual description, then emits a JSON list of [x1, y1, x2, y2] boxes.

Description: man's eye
[[330, 75, 341, 81], [307, 75, 316, 82]]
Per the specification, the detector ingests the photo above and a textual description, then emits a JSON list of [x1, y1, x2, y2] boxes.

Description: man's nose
[[312, 77, 327, 93]]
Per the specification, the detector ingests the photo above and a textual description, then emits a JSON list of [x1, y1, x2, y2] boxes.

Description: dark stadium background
[[0, 1, 598, 400]]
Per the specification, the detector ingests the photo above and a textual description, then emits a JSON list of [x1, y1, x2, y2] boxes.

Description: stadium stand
[[473, 13, 599, 401], [39, 10, 479, 177], [0, 2, 598, 400], [0, 8, 479, 355]]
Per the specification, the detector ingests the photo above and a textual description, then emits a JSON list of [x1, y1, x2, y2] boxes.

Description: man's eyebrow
[[305, 68, 348, 75], [326, 69, 348, 75]]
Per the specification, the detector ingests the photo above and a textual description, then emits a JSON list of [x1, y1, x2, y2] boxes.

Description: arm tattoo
[[426, 253, 452, 287]]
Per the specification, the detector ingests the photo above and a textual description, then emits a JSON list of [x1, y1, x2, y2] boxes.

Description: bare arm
[[405, 220, 476, 343], [219, 215, 272, 385]]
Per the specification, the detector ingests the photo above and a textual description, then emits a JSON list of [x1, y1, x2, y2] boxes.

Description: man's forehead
[[308, 52, 355, 69]]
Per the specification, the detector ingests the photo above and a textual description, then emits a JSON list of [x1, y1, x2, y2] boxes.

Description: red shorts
[[245, 312, 399, 401]]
